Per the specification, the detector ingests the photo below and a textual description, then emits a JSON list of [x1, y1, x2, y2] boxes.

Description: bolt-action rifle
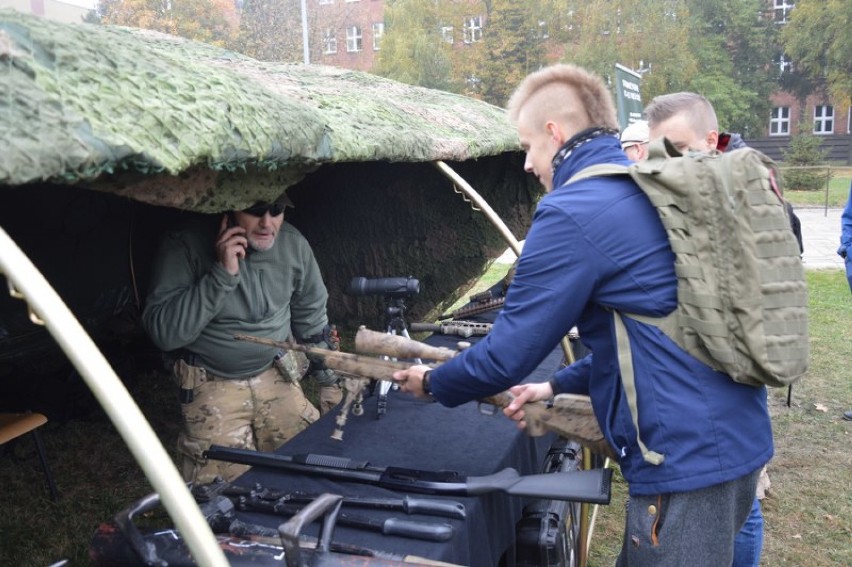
[[91, 490, 459, 567], [233, 329, 616, 460], [409, 320, 492, 338]]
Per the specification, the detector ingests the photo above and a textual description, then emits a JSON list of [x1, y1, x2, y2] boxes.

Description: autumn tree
[[684, 0, 778, 136], [97, 0, 239, 48], [237, 0, 306, 62], [559, 0, 696, 101], [373, 0, 459, 91], [781, 0, 852, 108], [458, 0, 550, 106]]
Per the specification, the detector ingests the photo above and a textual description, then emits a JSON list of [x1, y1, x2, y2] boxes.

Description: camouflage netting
[[0, 10, 521, 212]]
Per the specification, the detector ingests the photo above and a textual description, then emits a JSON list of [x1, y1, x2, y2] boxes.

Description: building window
[[773, 0, 794, 24], [440, 25, 454, 44], [769, 107, 790, 136], [463, 15, 483, 44], [775, 53, 793, 74], [372, 22, 384, 50], [813, 105, 834, 135], [319, 0, 332, 5], [345, 0, 359, 3], [322, 29, 337, 54], [346, 26, 362, 52]]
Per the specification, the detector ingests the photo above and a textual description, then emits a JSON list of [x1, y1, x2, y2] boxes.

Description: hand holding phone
[[217, 213, 247, 275]]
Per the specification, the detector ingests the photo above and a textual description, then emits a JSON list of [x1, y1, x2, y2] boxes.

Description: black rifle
[[204, 446, 612, 504], [91, 492, 458, 567], [211, 480, 466, 520], [192, 477, 455, 542]]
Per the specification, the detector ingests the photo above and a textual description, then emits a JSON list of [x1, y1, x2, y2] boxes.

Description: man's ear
[[706, 130, 719, 151], [545, 121, 566, 145]]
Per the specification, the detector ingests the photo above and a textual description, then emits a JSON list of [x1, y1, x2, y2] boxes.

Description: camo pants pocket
[[253, 370, 319, 452]]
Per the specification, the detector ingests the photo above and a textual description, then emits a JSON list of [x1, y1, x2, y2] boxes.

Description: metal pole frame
[[434, 160, 575, 365], [0, 227, 228, 567]]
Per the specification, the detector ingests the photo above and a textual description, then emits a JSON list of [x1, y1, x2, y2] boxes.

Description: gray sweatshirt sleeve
[[141, 230, 239, 351]]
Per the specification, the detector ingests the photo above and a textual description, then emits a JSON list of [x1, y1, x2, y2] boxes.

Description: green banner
[[614, 64, 644, 131]]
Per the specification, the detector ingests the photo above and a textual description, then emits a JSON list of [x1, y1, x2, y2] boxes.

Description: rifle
[[409, 320, 492, 338], [233, 330, 616, 460], [204, 478, 466, 520], [439, 296, 506, 321], [191, 479, 456, 543], [91, 490, 459, 567], [204, 446, 612, 504]]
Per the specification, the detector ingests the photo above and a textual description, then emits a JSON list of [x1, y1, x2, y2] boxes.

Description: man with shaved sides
[[393, 65, 772, 566]]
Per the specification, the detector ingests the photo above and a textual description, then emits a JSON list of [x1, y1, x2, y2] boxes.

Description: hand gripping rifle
[[233, 330, 617, 460]]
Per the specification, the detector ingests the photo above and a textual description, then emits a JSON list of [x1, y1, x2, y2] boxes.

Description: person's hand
[[392, 364, 432, 398], [504, 382, 554, 430], [216, 214, 248, 275]]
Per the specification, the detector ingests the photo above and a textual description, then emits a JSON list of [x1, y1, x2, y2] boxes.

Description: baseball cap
[[274, 191, 295, 209], [620, 120, 649, 149]]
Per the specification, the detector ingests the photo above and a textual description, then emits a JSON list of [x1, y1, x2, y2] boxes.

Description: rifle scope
[[347, 276, 420, 298]]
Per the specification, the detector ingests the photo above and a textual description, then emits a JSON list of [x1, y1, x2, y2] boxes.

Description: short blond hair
[[645, 92, 718, 138], [506, 64, 619, 132]]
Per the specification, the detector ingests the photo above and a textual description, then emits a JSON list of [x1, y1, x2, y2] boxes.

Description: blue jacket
[[839, 183, 852, 258], [430, 134, 773, 496]]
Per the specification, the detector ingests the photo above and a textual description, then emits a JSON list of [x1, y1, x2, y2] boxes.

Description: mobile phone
[[226, 211, 237, 228]]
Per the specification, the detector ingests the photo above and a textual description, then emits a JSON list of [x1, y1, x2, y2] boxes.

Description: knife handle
[[381, 518, 454, 542], [402, 496, 466, 520]]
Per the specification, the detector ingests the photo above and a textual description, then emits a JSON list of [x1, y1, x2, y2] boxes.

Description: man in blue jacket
[[393, 64, 773, 566], [839, 183, 852, 421]]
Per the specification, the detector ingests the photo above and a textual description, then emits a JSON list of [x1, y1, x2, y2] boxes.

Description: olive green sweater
[[142, 219, 328, 378]]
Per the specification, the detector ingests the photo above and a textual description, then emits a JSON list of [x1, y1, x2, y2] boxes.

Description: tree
[[373, 0, 458, 91], [684, 0, 778, 137], [237, 0, 306, 62], [781, 0, 852, 108], [97, 0, 238, 47], [456, 0, 550, 106], [559, 0, 697, 102]]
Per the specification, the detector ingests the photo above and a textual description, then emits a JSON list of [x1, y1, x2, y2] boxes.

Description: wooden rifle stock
[[233, 332, 616, 459]]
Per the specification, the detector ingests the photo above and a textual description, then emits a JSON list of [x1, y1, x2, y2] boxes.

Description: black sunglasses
[[242, 202, 285, 217]]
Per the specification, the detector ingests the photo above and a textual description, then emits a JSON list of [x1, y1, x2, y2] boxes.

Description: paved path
[[797, 207, 844, 270], [496, 207, 846, 270]]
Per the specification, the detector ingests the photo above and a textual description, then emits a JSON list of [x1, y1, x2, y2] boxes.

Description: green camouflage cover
[[0, 9, 520, 212]]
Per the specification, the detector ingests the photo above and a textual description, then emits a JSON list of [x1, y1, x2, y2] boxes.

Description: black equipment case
[[514, 439, 583, 567]]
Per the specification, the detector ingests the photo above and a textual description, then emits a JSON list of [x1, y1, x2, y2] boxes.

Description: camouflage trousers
[[173, 359, 320, 484]]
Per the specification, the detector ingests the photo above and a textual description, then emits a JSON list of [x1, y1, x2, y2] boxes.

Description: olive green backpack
[[567, 139, 808, 464]]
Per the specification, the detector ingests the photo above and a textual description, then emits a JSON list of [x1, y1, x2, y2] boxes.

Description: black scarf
[[551, 127, 620, 172]]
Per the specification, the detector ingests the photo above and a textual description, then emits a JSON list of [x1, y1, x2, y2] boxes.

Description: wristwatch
[[422, 369, 433, 396]]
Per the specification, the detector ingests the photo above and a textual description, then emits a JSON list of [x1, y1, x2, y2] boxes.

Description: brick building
[[0, 0, 91, 23], [748, 0, 851, 163]]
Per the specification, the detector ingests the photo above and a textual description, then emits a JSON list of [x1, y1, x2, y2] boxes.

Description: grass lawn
[[785, 170, 851, 208]]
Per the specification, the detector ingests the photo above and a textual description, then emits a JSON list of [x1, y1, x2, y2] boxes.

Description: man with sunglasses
[[142, 192, 341, 484]]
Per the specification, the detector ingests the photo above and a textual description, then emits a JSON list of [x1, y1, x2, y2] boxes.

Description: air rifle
[[91, 490, 459, 567], [204, 446, 611, 504], [195, 479, 456, 543], [234, 330, 616, 460], [439, 296, 506, 321], [409, 320, 492, 338]]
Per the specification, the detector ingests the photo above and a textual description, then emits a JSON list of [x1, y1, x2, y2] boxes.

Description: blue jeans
[[845, 256, 852, 293], [732, 498, 764, 567]]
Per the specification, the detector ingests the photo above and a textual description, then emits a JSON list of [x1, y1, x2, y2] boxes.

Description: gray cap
[[620, 120, 649, 149], [274, 191, 295, 208]]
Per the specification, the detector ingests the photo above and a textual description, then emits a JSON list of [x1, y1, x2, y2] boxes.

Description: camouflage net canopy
[[0, 9, 521, 212]]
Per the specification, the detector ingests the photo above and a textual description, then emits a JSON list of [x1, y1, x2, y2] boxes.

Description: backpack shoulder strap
[[561, 163, 630, 187]]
